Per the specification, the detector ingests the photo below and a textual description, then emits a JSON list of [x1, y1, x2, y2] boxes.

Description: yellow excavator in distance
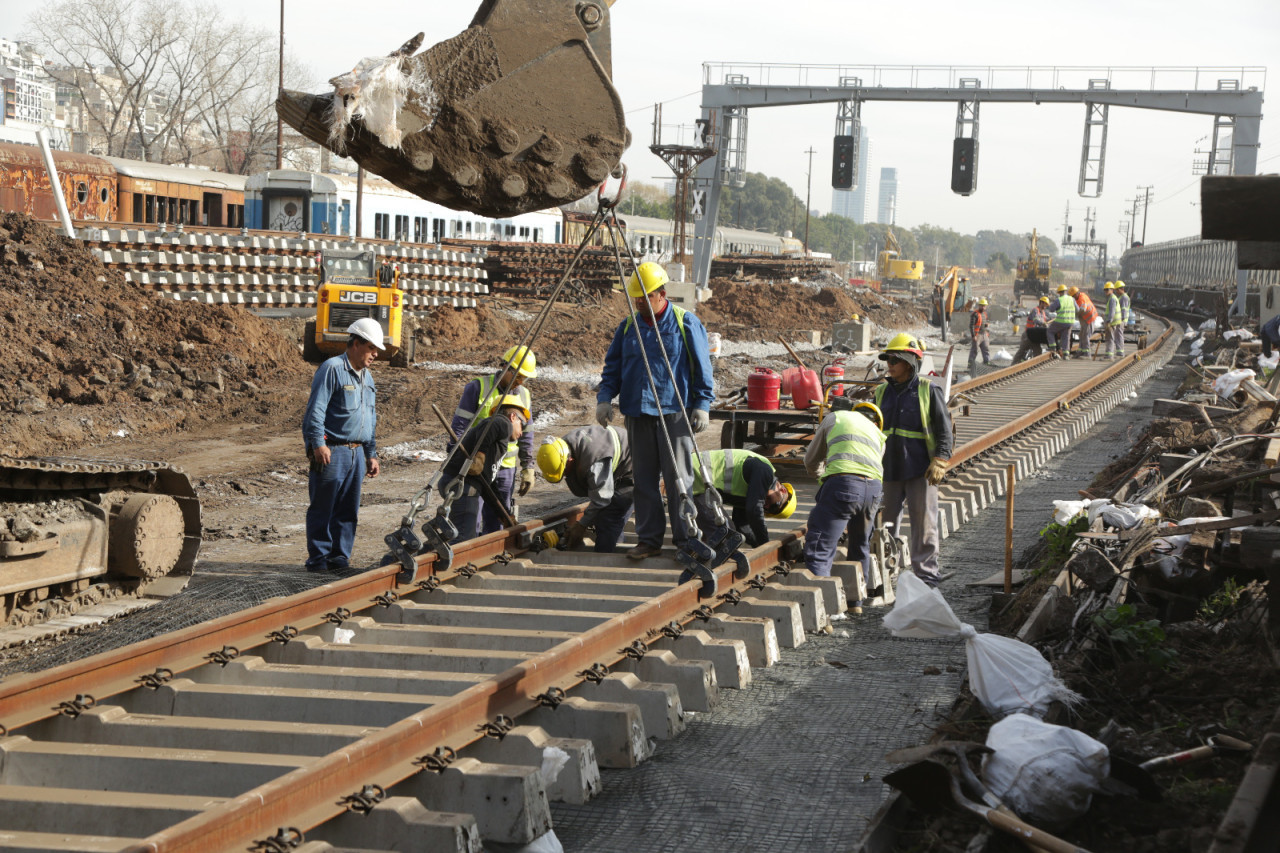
[[930, 266, 971, 341], [877, 230, 925, 297], [1014, 229, 1053, 302]]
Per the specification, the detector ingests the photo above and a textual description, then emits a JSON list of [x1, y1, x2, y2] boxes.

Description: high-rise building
[[831, 126, 873, 223], [877, 167, 898, 225]]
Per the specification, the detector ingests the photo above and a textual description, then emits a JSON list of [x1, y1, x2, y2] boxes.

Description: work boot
[[626, 543, 662, 561]]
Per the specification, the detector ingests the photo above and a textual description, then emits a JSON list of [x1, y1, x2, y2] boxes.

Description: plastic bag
[[1051, 499, 1092, 525], [1212, 368, 1255, 400], [1223, 328, 1254, 341], [1151, 516, 1228, 579], [1259, 351, 1279, 377], [1089, 500, 1159, 529], [982, 714, 1109, 828], [991, 349, 1014, 364], [1183, 323, 1198, 340], [1199, 318, 1218, 332], [882, 574, 1081, 718]]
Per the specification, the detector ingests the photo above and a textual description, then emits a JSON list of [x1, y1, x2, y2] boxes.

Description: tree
[[987, 251, 1012, 275]]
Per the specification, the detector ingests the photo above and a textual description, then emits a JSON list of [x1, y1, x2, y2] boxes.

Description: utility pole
[[803, 146, 815, 254], [1138, 185, 1153, 244], [276, 0, 285, 169], [1125, 197, 1138, 245], [1082, 206, 1095, 287], [1061, 201, 1071, 246]]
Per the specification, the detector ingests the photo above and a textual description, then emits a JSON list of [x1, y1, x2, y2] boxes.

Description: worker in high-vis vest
[[968, 298, 991, 369], [1013, 296, 1052, 364], [1115, 279, 1134, 329], [690, 448, 797, 548], [442, 395, 531, 543], [1069, 285, 1099, 356], [1047, 284, 1076, 359], [873, 333, 955, 587], [1102, 281, 1124, 358], [803, 398, 885, 587], [449, 345, 538, 537], [597, 262, 714, 561], [536, 425, 634, 552]]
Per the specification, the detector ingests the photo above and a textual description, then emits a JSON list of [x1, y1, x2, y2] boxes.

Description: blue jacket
[[598, 304, 715, 416], [303, 352, 377, 460], [879, 376, 953, 482]]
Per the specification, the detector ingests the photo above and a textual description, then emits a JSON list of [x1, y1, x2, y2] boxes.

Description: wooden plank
[[1148, 509, 1280, 537], [1242, 380, 1278, 402], [1151, 398, 1237, 420], [1201, 175, 1280, 241], [1265, 439, 1280, 469]]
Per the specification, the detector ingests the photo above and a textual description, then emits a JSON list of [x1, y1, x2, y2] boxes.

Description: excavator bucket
[[276, 0, 628, 218]]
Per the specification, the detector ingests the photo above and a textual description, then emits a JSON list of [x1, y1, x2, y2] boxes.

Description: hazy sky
[[14, 0, 1280, 247]]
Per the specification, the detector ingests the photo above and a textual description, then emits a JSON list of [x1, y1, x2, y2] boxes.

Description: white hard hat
[[346, 317, 385, 350]]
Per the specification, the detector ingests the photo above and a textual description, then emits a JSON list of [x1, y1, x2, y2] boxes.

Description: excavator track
[[0, 456, 200, 639]]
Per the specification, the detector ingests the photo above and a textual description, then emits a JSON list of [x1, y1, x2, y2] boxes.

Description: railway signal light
[[951, 138, 978, 196], [832, 135, 854, 189]]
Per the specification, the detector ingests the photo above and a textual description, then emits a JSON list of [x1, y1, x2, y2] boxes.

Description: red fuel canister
[[747, 367, 781, 410], [790, 368, 822, 410]]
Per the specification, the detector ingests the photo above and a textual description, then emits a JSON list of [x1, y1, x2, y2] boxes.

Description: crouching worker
[[803, 399, 885, 586], [689, 448, 796, 548], [442, 395, 530, 543], [536, 425, 634, 552]]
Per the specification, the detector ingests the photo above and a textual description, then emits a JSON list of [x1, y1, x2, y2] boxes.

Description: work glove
[[926, 457, 948, 486], [690, 409, 709, 433], [595, 402, 613, 426], [565, 520, 588, 548], [518, 467, 535, 496], [466, 452, 486, 477]]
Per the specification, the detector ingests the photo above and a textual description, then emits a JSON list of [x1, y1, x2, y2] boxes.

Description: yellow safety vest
[[692, 448, 773, 496], [1054, 294, 1076, 324], [821, 410, 885, 482], [874, 378, 937, 457], [460, 374, 531, 468]]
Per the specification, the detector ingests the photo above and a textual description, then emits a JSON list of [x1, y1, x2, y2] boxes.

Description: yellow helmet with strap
[[536, 437, 570, 483], [853, 401, 884, 430], [501, 345, 538, 378], [767, 482, 797, 519], [625, 262, 669, 298], [498, 394, 531, 423]]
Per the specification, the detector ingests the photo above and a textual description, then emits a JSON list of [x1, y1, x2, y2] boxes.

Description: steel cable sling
[[385, 178, 630, 580]]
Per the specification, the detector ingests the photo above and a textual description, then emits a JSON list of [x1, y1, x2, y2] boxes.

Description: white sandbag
[[1051, 499, 1091, 525], [1212, 368, 1255, 400], [1223, 328, 1254, 341], [982, 714, 1109, 828], [991, 349, 1013, 364], [1199, 319, 1218, 332], [1190, 338, 1205, 357], [882, 574, 1081, 718], [1259, 351, 1279, 376], [1089, 500, 1160, 529], [1183, 323, 1198, 340]]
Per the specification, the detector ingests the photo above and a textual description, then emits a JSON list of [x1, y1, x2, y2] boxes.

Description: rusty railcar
[[0, 142, 117, 222]]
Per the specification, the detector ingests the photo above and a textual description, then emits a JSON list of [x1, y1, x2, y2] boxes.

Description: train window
[[505, 225, 515, 238], [394, 214, 409, 240], [519, 226, 529, 239], [375, 213, 389, 239], [99, 186, 110, 204], [533, 228, 541, 242], [133, 195, 143, 222], [76, 182, 88, 203], [465, 221, 472, 235], [476, 222, 487, 238], [432, 218, 444, 242]]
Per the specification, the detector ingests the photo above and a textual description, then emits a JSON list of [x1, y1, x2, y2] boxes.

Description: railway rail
[[0, 312, 1233, 853]]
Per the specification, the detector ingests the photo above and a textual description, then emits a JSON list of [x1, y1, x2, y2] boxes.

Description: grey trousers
[[627, 413, 697, 548], [882, 475, 941, 585], [1047, 321, 1072, 354], [1108, 324, 1124, 354], [968, 332, 990, 364]]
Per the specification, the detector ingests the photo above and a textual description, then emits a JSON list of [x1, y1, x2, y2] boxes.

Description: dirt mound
[[699, 281, 926, 334], [0, 213, 311, 456]]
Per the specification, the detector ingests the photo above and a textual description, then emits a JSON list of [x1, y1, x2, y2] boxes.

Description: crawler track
[[0, 318, 1178, 853]]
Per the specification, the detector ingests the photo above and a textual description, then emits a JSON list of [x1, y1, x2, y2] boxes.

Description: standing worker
[[450, 346, 538, 536], [1102, 282, 1124, 358], [803, 398, 885, 591], [597, 262, 715, 560], [1070, 286, 1099, 357], [1116, 279, 1134, 330], [302, 318, 383, 573], [1047, 284, 1076, 359], [690, 449, 797, 548], [1013, 296, 1052, 363], [536, 425, 634, 552], [1260, 312, 1280, 359], [442, 395, 531, 540], [968, 297, 991, 369], [873, 334, 955, 587]]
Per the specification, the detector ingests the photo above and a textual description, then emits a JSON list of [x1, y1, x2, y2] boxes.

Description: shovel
[[885, 759, 1094, 853], [1108, 734, 1253, 802]]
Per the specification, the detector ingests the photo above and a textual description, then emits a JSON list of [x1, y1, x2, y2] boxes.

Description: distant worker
[[302, 318, 383, 574], [450, 346, 538, 537], [1048, 284, 1076, 359], [442, 395, 531, 541], [803, 398, 885, 594], [1069, 286, 1099, 356], [536, 425, 634, 552], [1103, 282, 1124, 358], [1013, 296, 1052, 363], [691, 449, 797, 548], [1115, 280, 1134, 329], [1261, 312, 1280, 360], [597, 262, 715, 560], [968, 298, 991, 369], [874, 334, 954, 587]]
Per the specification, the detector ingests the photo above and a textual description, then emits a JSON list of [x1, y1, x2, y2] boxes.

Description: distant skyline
[[12, 0, 1279, 247]]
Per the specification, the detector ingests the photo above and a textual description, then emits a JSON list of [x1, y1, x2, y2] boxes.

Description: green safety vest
[[1120, 292, 1131, 323], [821, 410, 885, 482], [1106, 293, 1122, 326], [1054, 294, 1076, 324], [457, 374, 532, 468], [874, 378, 937, 457], [692, 448, 772, 496]]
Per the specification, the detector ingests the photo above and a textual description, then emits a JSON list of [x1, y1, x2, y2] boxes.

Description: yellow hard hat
[[767, 482, 797, 519], [850, 313, 861, 322], [501, 345, 538, 378], [1039, 296, 1051, 303], [978, 297, 989, 306], [853, 400, 884, 430], [1056, 284, 1067, 292], [1114, 279, 1126, 288], [536, 437, 570, 483], [498, 394, 531, 423], [625, 262, 669, 298], [1103, 281, 1115, 290], [881, 332, 925, 358], [1067, 286, 1079, 296]]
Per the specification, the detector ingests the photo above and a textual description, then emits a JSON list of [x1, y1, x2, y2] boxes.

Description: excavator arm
[[276, 0, 629, 218]]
